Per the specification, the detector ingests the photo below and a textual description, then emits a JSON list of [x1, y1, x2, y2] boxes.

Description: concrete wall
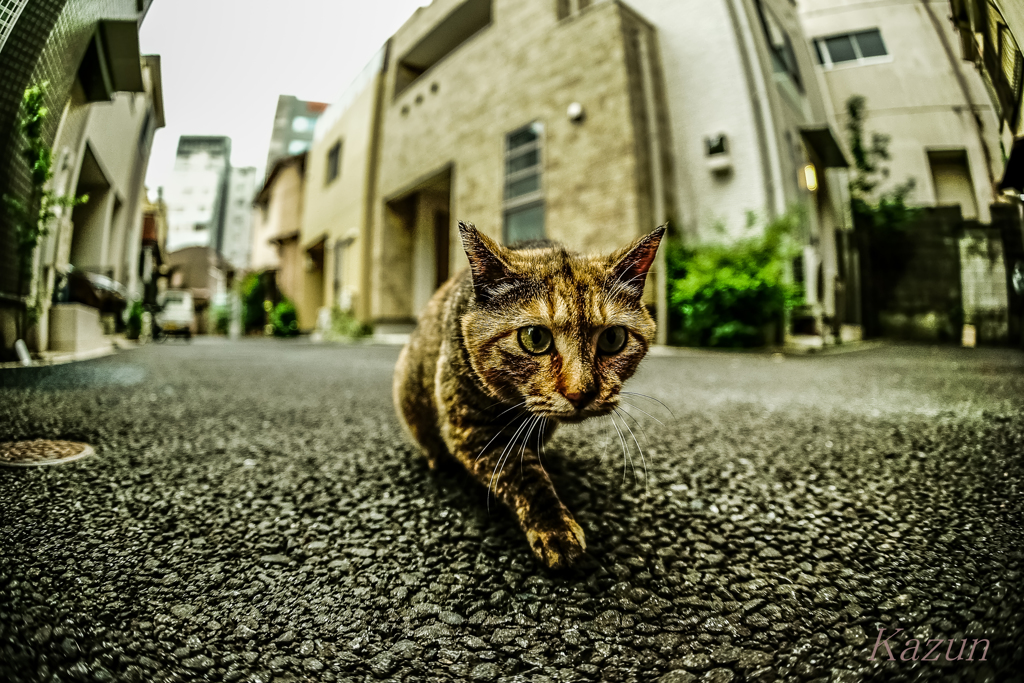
[[800, 0, 1003, 222], [249, 205, 279, 272], [264, 163, 305, 242]]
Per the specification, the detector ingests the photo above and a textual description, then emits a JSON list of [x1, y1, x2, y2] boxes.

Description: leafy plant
[[667, 209, 804, 347], [1, 82, 89, 342], [125, 300, 144, 340], [240, 272, 267, 334], [212, 303, 231, 335], [845, 95, 919, 233], [324, 305, 372, 341], [270, 299, 299, 337]]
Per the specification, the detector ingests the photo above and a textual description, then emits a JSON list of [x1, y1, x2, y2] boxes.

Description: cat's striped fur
[[394, 221, 663, 568]]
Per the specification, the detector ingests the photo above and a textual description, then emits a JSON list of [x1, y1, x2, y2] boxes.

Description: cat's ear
[[458, 221, 516, 302], [608, 225, 665, 299]]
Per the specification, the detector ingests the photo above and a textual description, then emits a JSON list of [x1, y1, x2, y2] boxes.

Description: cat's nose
[[563, 389, 598, 410]]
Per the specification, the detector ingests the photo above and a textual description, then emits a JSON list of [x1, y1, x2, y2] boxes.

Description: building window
[[556, 0, 590, 21], [291, 116, 315, 133], [194, 223, 206, 232], [326, 141, 342, 184], [756, 1, 802, 90], [503, 122, 545, 244], [814, 29, 888, 68], [928, 149, 978, 220]]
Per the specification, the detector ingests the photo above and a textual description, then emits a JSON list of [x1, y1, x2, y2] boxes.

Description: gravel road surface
[[1, 339, 1022, 683]]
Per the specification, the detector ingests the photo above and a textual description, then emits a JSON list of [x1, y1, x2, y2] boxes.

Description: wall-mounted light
[[803, 164, 818, 192], [567, 102, 585, 123]]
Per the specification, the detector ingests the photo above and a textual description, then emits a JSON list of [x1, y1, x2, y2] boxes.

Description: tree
[[2, 82, 88, 345], [845, 95, 918, 233]]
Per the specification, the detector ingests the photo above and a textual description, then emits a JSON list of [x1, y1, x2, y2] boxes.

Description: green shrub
[[240, 272, 266, 334], [324, 305, 372, 341], [125, 300, 144, 340], [271, 299, 299, 337], [667, 210, 803, 347], [212, 303, 231, 335]]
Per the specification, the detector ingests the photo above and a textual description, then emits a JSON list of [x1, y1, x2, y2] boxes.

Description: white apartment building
[[164, 136, 231, 253], [799, 0, 1003, 222], [222, 166, 258, 269]]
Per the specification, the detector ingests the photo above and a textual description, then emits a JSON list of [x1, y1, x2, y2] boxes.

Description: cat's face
[[459, 222, 663, 422]]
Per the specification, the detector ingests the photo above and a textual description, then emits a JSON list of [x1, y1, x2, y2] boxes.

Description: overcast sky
[[139, 0, 431, 196]]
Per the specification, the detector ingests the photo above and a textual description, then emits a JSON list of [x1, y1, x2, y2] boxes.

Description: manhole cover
[[0, 439, 95, 467]]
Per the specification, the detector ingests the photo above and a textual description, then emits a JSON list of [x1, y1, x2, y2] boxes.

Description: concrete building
[[265, 95, 328, 172], [139, 187, 169, 306], [222, 165, 258, 269], [253, 153, 308, 325], [947, 0, 1023, 194], [300, 47, 388, 325], [164, 136, 232, 255], [0, 0, 158, 358], [800, 0, 1004, 222], [801, 0, 1019, 344], [950, 0, 1022, 140], [295, 0, 844, 339]]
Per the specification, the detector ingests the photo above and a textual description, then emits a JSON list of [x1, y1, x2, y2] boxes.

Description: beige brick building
[[368, 0, 676, 330]]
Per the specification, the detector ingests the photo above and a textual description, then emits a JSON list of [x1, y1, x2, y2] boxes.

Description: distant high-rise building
[[164, 136, 232, 254], [265, 95, 328, 171], [222, 166, 258, 269]]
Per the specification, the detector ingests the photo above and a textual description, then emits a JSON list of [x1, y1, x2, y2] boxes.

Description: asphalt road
[[1, 339, 1022, 683]]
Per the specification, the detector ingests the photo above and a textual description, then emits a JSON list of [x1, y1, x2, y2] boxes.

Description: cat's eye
[[518, 326, 553, 355], [597, 326, 628, 354]]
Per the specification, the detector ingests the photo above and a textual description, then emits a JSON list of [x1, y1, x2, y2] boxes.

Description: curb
[[649, 339, 889, 358]]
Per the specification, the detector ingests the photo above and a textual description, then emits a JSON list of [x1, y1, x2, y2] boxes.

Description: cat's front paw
[[525, 512, 586, 569]]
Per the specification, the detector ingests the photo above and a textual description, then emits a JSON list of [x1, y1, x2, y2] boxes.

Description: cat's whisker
[[474, 409, 528, 464], [621, 391, 675, 419], [518, 415, 541, 479], [514, 415, 541, 479], [607, 410, 632, 486], [616, 403, 653, 444], [488, 416, 535, 511], [617, 398, 665, 427], [615, 407, 649, 503], [536, 417, 547, 475], [493, 400, 529, 420]]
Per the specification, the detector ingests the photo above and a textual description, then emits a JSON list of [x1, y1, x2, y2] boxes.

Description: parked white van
[[156, 290, 196, 339]]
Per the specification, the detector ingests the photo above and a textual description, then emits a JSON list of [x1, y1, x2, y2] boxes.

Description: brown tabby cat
[[393, 221, 664, 569]]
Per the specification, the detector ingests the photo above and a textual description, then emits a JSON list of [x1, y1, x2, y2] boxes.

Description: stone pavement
[[1, 339, 1022, 682]]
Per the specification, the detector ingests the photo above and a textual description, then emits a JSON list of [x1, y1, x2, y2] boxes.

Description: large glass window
[[503, 122, 544, 243], [815, 29, 889, 68]]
